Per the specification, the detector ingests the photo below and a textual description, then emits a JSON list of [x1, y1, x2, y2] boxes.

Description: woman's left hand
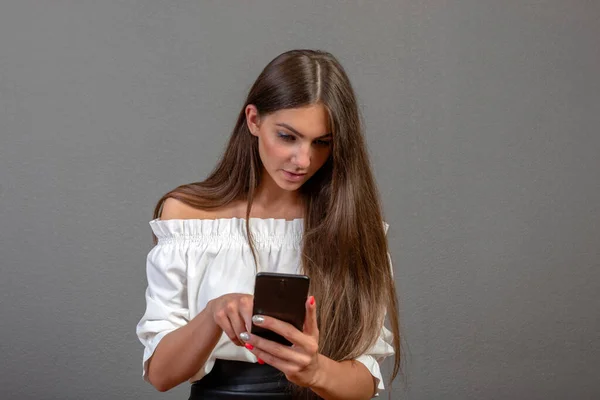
[[241, 295, 321, 388]]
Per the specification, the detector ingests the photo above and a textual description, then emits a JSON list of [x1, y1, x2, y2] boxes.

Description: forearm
[[310, 354, 377, 400], [147, 308, 222, 392]]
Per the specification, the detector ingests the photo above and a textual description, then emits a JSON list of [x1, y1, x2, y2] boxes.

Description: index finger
[[238, 295, 254, 333], [252, 314, 313, 348], [302, 295, 319, 337]]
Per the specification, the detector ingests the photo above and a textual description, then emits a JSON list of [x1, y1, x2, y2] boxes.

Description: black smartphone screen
[[251, 272, 310, 346]]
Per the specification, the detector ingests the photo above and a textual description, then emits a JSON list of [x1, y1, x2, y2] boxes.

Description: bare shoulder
[[159, 197, 243, 220]]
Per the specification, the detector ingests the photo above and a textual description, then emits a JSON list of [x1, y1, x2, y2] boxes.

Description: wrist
[[191, 301, 221, 337], [310, 354, 333, 391]]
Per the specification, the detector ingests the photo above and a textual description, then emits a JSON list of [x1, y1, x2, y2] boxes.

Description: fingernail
[[239, 332, 250, 342], [245, 343, 254, 350], [252, 315, 264, 325], [309, 296, 315, 306], [258, 358, 265, 365]]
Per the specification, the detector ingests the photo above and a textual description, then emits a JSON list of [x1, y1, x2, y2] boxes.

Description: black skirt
[[189, 359, 294, 399]]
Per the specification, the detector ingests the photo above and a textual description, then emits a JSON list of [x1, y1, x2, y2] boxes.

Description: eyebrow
[[275, 123, 332, 139]]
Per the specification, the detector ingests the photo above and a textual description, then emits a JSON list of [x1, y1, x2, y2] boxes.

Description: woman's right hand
[[207, 293, 254, 346]]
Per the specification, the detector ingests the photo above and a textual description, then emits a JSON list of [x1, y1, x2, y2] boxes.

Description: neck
[[250, 170, 304, 218]]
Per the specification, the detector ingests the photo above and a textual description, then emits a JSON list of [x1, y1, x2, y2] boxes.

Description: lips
[[282, 170, 307, 182], [284, 171, 306, 177]]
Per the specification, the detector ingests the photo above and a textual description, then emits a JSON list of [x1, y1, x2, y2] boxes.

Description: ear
[[245, 104, 261, 137]]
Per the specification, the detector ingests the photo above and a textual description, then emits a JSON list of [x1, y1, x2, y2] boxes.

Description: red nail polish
[[258, 358, 265, 365], [245, 343, 254, 350], [310, 296, 315, 306]]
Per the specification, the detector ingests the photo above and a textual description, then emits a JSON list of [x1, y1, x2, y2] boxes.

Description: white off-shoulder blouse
[[136, 217, 394, 395]]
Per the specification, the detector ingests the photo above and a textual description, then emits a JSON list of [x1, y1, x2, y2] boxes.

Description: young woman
[[136, 49, 401, 399]]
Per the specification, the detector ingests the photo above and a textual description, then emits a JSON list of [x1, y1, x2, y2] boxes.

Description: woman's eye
[[277, 132, 294, 141], [315, 140, 332, 147]]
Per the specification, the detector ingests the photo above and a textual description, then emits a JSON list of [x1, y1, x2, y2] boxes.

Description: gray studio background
[[1, 1, 599, 399]]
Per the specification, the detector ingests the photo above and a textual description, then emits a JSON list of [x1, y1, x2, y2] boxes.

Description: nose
[[293, 144, 311, 170]]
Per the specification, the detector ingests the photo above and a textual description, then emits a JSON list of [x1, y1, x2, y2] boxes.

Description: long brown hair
[[153, 49, 401, 387]]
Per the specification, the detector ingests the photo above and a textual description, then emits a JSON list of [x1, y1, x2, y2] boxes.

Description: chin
[[276, 180, 303, 191], [272, 174, 304, 191]]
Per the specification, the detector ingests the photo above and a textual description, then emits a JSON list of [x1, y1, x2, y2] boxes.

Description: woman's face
[[246, 103, 332, 192]]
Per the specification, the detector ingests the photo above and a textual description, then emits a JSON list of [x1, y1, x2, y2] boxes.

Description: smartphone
[[251, 272, 310, 346]]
